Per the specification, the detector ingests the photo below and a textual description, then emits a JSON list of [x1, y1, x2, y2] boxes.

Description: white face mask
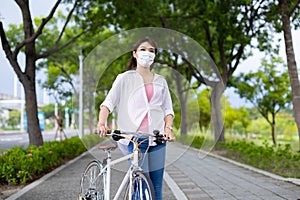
[[136, 51, 155, 68]]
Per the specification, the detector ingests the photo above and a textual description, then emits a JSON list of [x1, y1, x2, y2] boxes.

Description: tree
[[106, 0, 269, 143], [233, 56, 292, 146], [158, 53, 193, 135], [41, 26, 115, 134], [171, 0, 272, 142], [278, 0, 300, 146], [0, 0, 109, 146], [262, 0, 300, 146]]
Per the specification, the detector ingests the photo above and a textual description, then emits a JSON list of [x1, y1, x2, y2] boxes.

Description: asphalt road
[[0, 130, 79, 152]]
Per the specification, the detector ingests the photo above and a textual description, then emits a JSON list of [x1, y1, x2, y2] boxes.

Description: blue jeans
[[128, 137, 166, 200]]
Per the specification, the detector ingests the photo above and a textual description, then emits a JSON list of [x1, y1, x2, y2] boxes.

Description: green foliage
[[180, 133, 300, 178], [234, 56, 291, 113], [217, 140, 300, 178], [232, 56, 292, 145], [0, 135, 102, 185], [225, 106, 250, 134], [246, 112, 298, 142], [7, 110, 21, 129], [5, 24, 24, 49], [39, 104, 55, 119], [197, 89, 211, 131], [190, 136, 205, 149]]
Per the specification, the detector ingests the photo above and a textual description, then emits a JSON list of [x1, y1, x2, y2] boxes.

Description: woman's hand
[[97, 122, 108, 137], [164, 126, 175, 142], [164, 114, 175, 142], [97, 106, 110, 137]]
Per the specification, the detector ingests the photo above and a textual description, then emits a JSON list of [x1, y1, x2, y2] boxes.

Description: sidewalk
[[165, 143, 300, 200], [5, 140, 176, 200], [5, 141, 300, 200]]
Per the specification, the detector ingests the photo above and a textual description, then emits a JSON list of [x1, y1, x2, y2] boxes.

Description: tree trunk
[[17, 0, 43, 146], [88, 92, 94, 134], [23, 79, 44, 146], [271, 113, 277, 146], [172, 70, 189, 135], [210, 82, 225, 142], [280, 0, 300, 147], [180, 98, 188, 135], [22, 39, 44, 146]]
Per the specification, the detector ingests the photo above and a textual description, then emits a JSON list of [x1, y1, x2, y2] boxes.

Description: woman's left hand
[[164, 127, 176, 142]]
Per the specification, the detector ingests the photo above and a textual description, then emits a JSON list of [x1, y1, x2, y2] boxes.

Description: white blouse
[[100, 70, 174, 145]]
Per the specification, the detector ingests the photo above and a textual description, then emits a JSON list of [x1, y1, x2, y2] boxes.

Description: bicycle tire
[[124, 170, 156, 200], [78, 160, 106, 200]]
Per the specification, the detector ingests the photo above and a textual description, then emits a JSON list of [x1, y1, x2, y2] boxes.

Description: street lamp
[[78, 50, 83, 138]]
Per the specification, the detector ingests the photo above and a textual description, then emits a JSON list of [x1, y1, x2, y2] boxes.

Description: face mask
[[136, 51, 155, 68]]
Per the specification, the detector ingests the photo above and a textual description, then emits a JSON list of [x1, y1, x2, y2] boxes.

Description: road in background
[[0, 130, 79, 152]]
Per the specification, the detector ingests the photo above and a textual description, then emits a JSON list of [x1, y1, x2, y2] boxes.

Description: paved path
[[6, 140, 175, 200], [5, 141, 300, 200], [165, 143, 300, 200]]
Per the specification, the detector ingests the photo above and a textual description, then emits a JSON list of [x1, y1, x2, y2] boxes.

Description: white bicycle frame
[[100, 136, 143, 200]]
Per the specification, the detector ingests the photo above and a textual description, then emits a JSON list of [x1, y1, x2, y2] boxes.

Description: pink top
[[137, 83, 154, 132]]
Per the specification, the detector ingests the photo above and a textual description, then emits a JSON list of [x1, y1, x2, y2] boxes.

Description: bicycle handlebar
[[107, 129, 167, 145]]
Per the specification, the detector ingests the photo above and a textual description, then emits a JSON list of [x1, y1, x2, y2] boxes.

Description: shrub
[[216, 139, 300, 178], [178, 134, 300, 178], [0, 134, 103, 185]]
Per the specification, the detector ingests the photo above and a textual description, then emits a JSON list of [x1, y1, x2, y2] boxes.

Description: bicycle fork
[[112, 149, 139, 200]]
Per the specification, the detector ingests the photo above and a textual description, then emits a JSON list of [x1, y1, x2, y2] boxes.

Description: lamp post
[[78, 50, 83, 138]]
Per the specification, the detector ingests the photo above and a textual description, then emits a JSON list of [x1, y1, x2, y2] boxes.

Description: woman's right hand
[[97, 122, 108, 137], [97, 106, 110, 137]]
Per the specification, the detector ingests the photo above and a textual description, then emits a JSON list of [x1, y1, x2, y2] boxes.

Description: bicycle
[[78, 130, 166, 200]]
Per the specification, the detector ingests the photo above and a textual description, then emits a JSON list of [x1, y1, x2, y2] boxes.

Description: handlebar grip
[[152, 130, 167, 145], [111, 130, 123, 141], [112, 134, 123, 141], [154, 134, 165, 145]]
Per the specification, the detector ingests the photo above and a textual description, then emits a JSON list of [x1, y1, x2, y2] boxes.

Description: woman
[[97, 38, 175, 200]]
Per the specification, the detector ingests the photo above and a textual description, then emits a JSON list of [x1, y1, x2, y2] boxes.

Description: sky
[[0, 1, 299, 107]]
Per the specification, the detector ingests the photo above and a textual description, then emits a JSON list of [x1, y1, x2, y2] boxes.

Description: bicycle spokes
[[79, 161, 105, 200], [126, 171, 154, 200]]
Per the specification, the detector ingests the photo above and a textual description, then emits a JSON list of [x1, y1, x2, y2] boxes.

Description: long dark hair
[[127, 38, 158, 70]]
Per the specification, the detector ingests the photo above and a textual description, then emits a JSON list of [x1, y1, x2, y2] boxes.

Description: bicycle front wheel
[[78, 160, 106, 200], [124, 170, 156, 200]]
